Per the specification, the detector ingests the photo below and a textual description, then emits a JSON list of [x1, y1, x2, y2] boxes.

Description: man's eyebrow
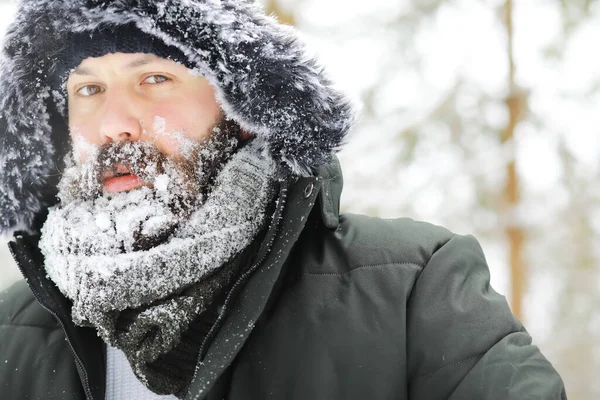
[[71, 56, 159, 76], [125, 56, 157, 69]]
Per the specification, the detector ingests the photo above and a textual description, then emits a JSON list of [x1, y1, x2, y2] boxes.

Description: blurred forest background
[[1, 0, 599, 398]]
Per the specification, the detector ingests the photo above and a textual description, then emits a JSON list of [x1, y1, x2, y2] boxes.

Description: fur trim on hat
[[0, 0, 356, 234]]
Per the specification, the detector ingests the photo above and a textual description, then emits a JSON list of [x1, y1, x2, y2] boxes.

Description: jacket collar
[[315, 156, 343, 229], [186, 173, 322, 398], [9, 233, 106, 400]]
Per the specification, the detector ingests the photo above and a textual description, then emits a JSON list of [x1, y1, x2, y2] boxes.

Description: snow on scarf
[[39, 140, 278, 395]]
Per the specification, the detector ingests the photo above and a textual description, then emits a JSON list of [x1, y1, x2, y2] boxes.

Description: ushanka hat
[[0, 0, 356, 234]]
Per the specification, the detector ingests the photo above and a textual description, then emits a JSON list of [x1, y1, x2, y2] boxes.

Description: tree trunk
[[502, 0, 527, 321]]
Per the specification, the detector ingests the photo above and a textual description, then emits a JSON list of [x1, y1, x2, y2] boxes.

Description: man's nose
[[99, 90, 143, 143]]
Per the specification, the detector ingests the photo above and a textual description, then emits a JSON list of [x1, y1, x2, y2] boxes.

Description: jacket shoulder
[[339, 214, 455, 270], [297, 213, 456, 275], [0, 279, 59, 329]]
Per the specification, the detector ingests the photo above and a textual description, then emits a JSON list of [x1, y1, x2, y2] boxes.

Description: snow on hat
[[0, 0, 356, 234]]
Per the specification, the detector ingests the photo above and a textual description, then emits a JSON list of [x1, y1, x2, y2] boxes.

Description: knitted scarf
[[39, 141, 277, 396]]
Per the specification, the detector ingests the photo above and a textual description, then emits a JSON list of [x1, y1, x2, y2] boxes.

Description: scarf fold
[[117, 226, 268, 396], [40, 141, 278, 395]]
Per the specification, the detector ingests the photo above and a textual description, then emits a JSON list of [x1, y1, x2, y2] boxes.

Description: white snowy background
[[1, 0, 598, 398]]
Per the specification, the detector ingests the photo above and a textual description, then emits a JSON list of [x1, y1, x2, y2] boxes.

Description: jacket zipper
[[9, 243, 95, 400], [197, 211, 281, 361], [191, 184, 289, 399]]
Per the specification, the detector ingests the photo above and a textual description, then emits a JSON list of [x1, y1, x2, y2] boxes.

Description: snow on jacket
[[1, 160, 567, 399]]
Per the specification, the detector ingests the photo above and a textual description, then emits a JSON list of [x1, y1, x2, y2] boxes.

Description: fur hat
[[0, 0, 356, 234]]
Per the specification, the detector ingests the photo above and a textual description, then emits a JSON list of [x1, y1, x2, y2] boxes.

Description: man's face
[[57, 52, 243, 252], [66, 52, 222, 193]]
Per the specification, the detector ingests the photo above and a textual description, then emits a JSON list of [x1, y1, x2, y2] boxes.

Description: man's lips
[[102, 164, 147, 194], [103, 174, 146, 194]]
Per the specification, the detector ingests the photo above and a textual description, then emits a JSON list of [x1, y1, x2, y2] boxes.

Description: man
[[0, 1, 566, 399]]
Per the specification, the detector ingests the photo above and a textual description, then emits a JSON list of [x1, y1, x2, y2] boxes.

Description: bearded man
[[0, 1, 566, 400]]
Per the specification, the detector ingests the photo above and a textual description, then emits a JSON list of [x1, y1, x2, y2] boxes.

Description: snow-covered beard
[[39, 126, 279, 395], [55, 120, 241, 254]]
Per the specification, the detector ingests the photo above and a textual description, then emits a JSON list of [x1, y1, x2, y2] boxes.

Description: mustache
[[96, 141, 169, 183]]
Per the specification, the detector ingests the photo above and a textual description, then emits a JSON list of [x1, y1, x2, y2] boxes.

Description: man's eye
[[76, 85, 105, 97], [143, 75, 170, 84]]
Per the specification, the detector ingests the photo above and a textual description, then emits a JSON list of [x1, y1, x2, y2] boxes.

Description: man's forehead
[[71, 53, 172, 76]]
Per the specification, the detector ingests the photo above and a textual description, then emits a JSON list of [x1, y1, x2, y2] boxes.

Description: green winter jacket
[[0, 160, 567, 400]]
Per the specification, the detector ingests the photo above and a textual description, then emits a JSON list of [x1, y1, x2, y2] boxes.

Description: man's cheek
[[147, 112, 197, 158], [155, 129, 197, 159], [70, 127, 99, 163]]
